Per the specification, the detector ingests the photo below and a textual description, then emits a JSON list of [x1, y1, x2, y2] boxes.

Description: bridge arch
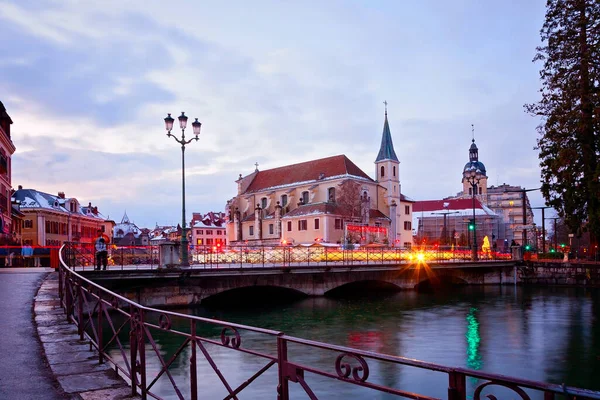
[[201, 285, 309, 305], [325, 280, 403, 297]]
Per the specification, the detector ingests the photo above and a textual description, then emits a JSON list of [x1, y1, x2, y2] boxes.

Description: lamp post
[[532, 206, 552, 253], [164, 112, 202, 266], [463, 170, 482, 261]]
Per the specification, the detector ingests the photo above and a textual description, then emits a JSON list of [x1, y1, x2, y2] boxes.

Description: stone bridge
[[87, 261, 518, 307]]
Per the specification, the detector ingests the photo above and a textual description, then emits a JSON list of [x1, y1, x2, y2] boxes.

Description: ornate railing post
[[130, 304, 139, 398], [138, 309, 147, 400], [65, 277, 73, 322], [277, 335, 290, 400], [190, 320, 198, 400], [448, 371, 466, 400], [98, 295, 104, 364], [77, 285, 84, 340]]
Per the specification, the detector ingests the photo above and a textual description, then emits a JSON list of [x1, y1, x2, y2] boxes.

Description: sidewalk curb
[[34, 272, 140, 400]]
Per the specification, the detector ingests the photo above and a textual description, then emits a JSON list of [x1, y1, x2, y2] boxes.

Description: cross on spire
[[383, 100, 388, 116], [254, 162, 259, 172], [472, 124, 475, 143]]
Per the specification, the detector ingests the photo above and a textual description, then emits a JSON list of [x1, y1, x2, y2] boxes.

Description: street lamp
[[463, 169, 483, 261], [164, 112, 202, 266]]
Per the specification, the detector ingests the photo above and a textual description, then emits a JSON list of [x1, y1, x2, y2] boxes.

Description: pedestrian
[[94, 230, 108, 271]]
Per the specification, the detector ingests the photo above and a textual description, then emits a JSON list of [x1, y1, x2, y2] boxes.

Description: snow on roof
[[14, 188, 106, 220]]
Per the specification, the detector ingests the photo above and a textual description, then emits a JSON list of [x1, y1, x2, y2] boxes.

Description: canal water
[[107, 285, 600, 399]]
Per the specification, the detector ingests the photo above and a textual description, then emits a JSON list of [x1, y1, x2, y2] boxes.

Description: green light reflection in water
[[466, 307, 482, 370]]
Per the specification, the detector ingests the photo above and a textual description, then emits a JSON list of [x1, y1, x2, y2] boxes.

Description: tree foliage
[[525, 0, 600, 239], [336, 179, 363, 220]]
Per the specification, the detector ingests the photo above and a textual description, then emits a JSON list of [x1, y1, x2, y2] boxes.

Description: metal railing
[[63, 242, 512, 271], [57, 243, 600, 400]]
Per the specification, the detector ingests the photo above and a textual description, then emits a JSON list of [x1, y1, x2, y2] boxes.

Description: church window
[[405, 205, 410, 214], [479, 187, 482, 195], [249, 226, 254, 236], [261, 197, 267, 209], [269, 224, 274, 235], [287, 221, 292, 231], [281, 195, 288, 207], [381, 166, 385, 177], [314, 219, 320, 230], [469, 187, 472, 195], [301, 191, 309, 204], [393, 166, 396, 176], [394, 185, 396, 193], [328, 187, 336, 202]]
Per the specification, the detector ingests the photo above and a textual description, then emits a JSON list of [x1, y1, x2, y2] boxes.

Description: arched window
[[328, 187, 336, 202], [478, 187, 482, 195], [393, 166, 396, 177], [301, 191, 309, 204], [261, 197, 267, 209], [380, 166, 385, 177], [280, 195, 288, 207]]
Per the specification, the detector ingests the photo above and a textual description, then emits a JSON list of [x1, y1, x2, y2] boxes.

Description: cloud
[[1, 0, 551, 227]]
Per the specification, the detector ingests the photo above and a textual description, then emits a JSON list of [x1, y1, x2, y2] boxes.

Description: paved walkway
[[0, 268, 138, 399], [0, 268, 67, 399]]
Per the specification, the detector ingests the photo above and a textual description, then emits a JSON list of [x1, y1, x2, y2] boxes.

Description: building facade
[[13, 187, 114, 246], [226, 112, 414, 247], [0, 101, 17, 244], [190, 212, 227, 249]]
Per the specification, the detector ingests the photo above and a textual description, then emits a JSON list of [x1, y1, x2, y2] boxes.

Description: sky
[[0, 0, 553, 228]]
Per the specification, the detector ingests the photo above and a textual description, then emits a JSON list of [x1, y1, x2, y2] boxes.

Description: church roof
[[375, 113, 398, 162], [243, 155, 373, 194]]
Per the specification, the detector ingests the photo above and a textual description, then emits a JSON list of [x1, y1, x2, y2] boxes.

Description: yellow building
[[226, 111, 414, 247], [13, 187, 114, 247]]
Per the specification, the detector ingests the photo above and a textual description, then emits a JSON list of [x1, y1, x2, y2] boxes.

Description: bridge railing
[[57, 243, 599, 400], [62, 242, 512, 270]]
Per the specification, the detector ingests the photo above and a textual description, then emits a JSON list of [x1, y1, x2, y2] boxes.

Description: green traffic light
[[561, 244, 565, 248], [525, 245, 531, 250], [550, 248, 555, 253]]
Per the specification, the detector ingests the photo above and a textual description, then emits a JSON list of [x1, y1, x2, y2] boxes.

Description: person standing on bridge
[[94, 230, 108, 271]]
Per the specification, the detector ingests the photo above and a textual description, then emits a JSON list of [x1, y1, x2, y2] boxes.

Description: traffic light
[[561, 243, 565, 249], [468, 219, 475, 231], [525, 244, 531, 251]]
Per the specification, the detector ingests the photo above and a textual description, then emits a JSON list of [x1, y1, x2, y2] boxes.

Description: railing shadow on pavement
[[57, 243, 600, 400]]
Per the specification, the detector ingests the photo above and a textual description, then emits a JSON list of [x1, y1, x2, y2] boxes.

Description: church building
[[226, 109, 414, 247], [413, 134, 535, 249]]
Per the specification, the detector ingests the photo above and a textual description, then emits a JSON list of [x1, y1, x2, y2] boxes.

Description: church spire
[[121, 210, 130, 224], [469, 124, 479, 162], [375, 101, 399, 162]]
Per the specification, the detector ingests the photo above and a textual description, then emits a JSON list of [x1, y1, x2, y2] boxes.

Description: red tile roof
[[369, 209, 390, 220], [283, 202, 342, 218], [244, 155, 373, 194], [413, 198, 484, 212]]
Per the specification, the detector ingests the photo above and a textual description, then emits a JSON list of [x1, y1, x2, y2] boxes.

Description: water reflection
[[466, 307, 482, 370]]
